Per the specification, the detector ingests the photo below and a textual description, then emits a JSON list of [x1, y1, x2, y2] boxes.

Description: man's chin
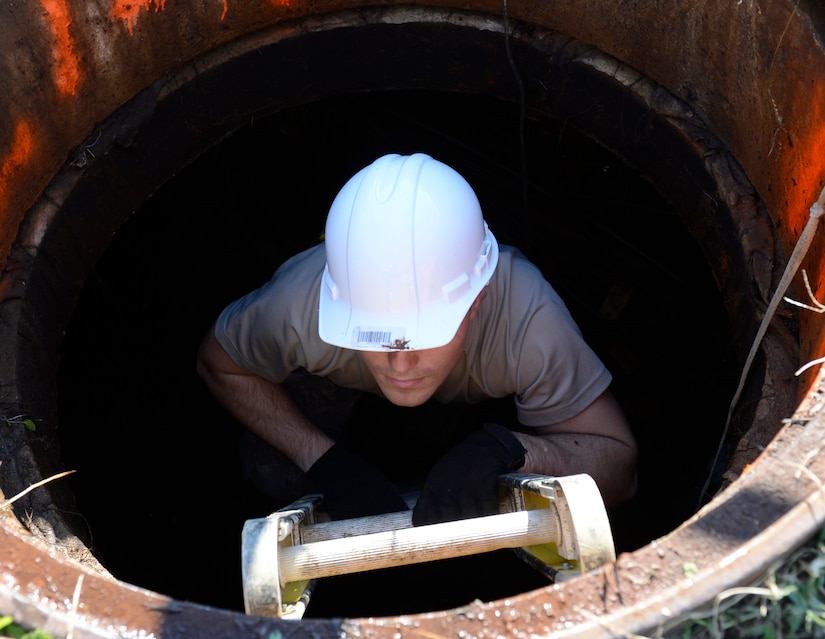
[[380, 386, 434, 408]]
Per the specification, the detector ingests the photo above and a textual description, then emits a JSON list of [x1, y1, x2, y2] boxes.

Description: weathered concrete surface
[[1, 0, 825, 637], [1, 1, 823, 258], [0, 0, 823, 367]]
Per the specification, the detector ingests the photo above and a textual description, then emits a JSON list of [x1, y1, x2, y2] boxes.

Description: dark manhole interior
[[56, 90, 737, 617]]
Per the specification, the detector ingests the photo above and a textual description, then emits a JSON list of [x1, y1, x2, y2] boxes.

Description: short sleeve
[[214, 246, 324, 383], [214, 244, 376, 390], [511, 295, 612, 426], [464, 247, 612, 427]]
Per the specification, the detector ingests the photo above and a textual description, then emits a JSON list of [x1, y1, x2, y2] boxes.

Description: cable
[[699, 185, 825, 507], [502, 0, 530, 243]]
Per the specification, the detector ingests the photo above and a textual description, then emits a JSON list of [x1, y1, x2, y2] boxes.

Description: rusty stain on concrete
[[41, 0, 82, 95], [0, 0, 824, 637]]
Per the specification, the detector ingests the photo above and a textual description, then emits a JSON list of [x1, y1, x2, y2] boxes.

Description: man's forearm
[[515, 431, 638, 508], [213, 374, 334, 471], [196, 331, 334, 471]]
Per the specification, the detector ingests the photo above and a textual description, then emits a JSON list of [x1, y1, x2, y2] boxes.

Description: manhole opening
[[54, 89, 745, 617]]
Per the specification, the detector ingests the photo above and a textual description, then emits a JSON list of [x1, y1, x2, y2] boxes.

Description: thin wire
[[502, 0, 530, 242], [699, 186, 825, 507]]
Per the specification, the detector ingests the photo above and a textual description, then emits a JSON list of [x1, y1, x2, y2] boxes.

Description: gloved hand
[[412, 423, 527, 526], [307, 444, 408, 520]]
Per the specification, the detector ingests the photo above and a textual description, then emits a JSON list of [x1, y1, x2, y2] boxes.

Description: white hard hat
[[318, 153, 499, 351]]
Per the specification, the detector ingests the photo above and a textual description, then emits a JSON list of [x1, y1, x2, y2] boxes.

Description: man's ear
[[466, 288, 486, 321]]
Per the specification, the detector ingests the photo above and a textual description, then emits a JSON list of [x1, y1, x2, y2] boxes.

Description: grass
[[2, 415, 824, 638], [3, 529, 824, 638], [0, 616, 54, 639], [665, 525, 825, 639]]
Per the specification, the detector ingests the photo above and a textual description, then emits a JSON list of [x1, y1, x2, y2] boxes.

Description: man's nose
[[387, 350, 417, 373]]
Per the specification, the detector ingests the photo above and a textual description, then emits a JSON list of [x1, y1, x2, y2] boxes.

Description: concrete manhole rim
[[1, 1, 824, 637], [1, 392, 823, 639]]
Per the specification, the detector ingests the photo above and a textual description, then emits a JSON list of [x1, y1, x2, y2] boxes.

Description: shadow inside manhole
[[55, 90, 738, 617]]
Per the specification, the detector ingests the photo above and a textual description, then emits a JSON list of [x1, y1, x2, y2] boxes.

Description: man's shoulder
[[276, 242, 326, 276], [220, 244, 325, 321], [268, 243, 326, 292], [490, 244, 553, 298], [495, 244, 544, 279], [484, 244, 574, 333]]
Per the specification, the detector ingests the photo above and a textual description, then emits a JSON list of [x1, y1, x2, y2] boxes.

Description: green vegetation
[[0, 616, 53, 639], [667, 526, 825, 638], [3, 527, 824, 637], [2, 412, 823, 638], [0, 415, 36, 432]]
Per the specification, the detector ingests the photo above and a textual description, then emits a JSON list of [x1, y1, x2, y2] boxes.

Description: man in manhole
[[196, 152, 638, 525]]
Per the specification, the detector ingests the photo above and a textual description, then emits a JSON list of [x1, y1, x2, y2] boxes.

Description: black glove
[[306, 444, 408, 520], [412, 423, 527, 526]]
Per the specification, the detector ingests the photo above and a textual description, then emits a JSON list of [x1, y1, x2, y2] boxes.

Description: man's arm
[[195, 324, 334, 471], [514, 389, 638, 508], [411, 388, 636, 525]]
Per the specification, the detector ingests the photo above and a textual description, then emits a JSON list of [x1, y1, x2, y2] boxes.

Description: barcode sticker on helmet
[[352, 327, 405, 348], [358, 330, 391, 344]]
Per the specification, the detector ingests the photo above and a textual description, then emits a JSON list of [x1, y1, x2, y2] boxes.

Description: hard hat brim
[[318, 226, 499, 352]]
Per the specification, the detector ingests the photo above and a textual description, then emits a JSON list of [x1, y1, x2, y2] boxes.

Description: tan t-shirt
[[215, 243, 611, 427]]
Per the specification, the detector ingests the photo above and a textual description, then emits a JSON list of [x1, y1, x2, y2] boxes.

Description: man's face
[[358, 297, 481, 407]]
